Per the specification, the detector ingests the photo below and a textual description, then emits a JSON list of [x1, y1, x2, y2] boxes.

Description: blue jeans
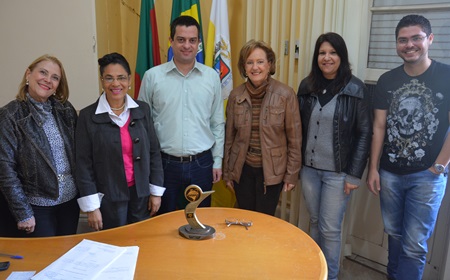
[[301, 166, 350, 280], [379, 169, 446, 280], [159, 151, 214, 214]]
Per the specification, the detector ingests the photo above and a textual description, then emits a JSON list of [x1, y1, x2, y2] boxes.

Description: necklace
[[321, 79, 335, 94], [110, 103, 125, 111]]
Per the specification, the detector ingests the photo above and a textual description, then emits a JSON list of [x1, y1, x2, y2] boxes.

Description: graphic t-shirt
[[374, 60, 450, 175]]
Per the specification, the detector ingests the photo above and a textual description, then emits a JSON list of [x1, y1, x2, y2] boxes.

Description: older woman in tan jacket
[[223, 40, 302, 216]]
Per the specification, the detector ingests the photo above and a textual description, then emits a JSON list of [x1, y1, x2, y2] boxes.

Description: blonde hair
[[16, 54, 69, 103]]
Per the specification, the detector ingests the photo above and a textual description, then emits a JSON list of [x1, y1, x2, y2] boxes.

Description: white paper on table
[[95, 246, 139, 280], [31, 239, 126, 280], [6, 271, 36, 280]]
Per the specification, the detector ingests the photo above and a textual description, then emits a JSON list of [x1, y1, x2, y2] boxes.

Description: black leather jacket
[[297, 75, 372, 179], [0, 97, 77, 222]]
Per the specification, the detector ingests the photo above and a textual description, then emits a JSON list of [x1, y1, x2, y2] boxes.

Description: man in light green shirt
[[138, 15, 224, 214]]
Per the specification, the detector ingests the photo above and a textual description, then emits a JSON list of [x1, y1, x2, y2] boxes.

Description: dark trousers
[[159, 151, 214, 214], [0, 192, 18, 237], [100, 185, 150, 230], [1, 197, 80, 238], [234, 163, 283, 216]]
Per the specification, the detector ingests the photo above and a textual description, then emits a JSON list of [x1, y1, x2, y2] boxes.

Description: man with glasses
[[367, 14, 450, 280], [138, 16, 224, 214]]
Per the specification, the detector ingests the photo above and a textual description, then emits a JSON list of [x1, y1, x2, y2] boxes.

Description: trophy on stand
[[178, 185, 216, 240]]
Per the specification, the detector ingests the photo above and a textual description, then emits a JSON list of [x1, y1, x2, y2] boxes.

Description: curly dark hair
[[98, 52, 131, 76]]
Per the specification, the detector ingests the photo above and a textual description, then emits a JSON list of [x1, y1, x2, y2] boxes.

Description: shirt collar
[[167, 59, 203, 76], [95, 93, 139, 115]]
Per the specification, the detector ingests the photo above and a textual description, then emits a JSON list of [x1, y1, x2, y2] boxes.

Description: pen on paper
[[0, 253, 23, 259]]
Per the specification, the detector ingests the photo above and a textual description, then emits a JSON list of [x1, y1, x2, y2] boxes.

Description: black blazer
[[75, 99, 163, 201]]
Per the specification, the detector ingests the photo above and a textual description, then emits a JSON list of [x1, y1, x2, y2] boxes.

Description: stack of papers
[[31, 239, 138, 280]]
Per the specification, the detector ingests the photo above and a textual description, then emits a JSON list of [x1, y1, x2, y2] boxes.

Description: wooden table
[[0, 207, 327, 279]]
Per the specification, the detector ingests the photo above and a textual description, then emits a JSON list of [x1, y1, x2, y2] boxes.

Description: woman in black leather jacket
[[297, 32, 372, 280], [0, 55, 79, 237]]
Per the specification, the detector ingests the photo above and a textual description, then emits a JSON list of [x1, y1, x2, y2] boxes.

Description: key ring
[[225, 218, 253, 230]]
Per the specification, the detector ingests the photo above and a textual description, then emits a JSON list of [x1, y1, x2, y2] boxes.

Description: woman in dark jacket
[[297, 32, 372, 280], [76, 53, 164, 231], [0, 55, 79, 237]]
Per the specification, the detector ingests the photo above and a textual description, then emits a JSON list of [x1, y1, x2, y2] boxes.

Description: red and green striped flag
[[167, 0, 204, 63], [134, 0, 161, 99]]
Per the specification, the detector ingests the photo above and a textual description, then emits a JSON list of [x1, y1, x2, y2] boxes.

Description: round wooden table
[[0, 207, 327, 279]]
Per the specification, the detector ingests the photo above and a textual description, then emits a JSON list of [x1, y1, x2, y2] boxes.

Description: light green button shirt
[[138, 60, 224, 168]]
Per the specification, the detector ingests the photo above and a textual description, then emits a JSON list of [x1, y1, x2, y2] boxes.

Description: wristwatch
[[434, 163, 445, 174]]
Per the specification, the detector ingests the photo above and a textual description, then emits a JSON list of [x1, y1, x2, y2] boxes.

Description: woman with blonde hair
[[0, 54, 79, 237]]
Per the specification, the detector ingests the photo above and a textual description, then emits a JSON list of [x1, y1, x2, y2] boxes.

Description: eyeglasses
[[225, 218, 253, 230], [102, 76, 129, 83], [396, 35, 427, 46]]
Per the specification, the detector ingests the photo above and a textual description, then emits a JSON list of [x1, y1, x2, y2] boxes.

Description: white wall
[[0, 0, 99, 110]]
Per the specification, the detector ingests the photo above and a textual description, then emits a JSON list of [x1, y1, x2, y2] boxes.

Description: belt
[[161, 150, 210, 163], [248, 147, 262, 155]]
